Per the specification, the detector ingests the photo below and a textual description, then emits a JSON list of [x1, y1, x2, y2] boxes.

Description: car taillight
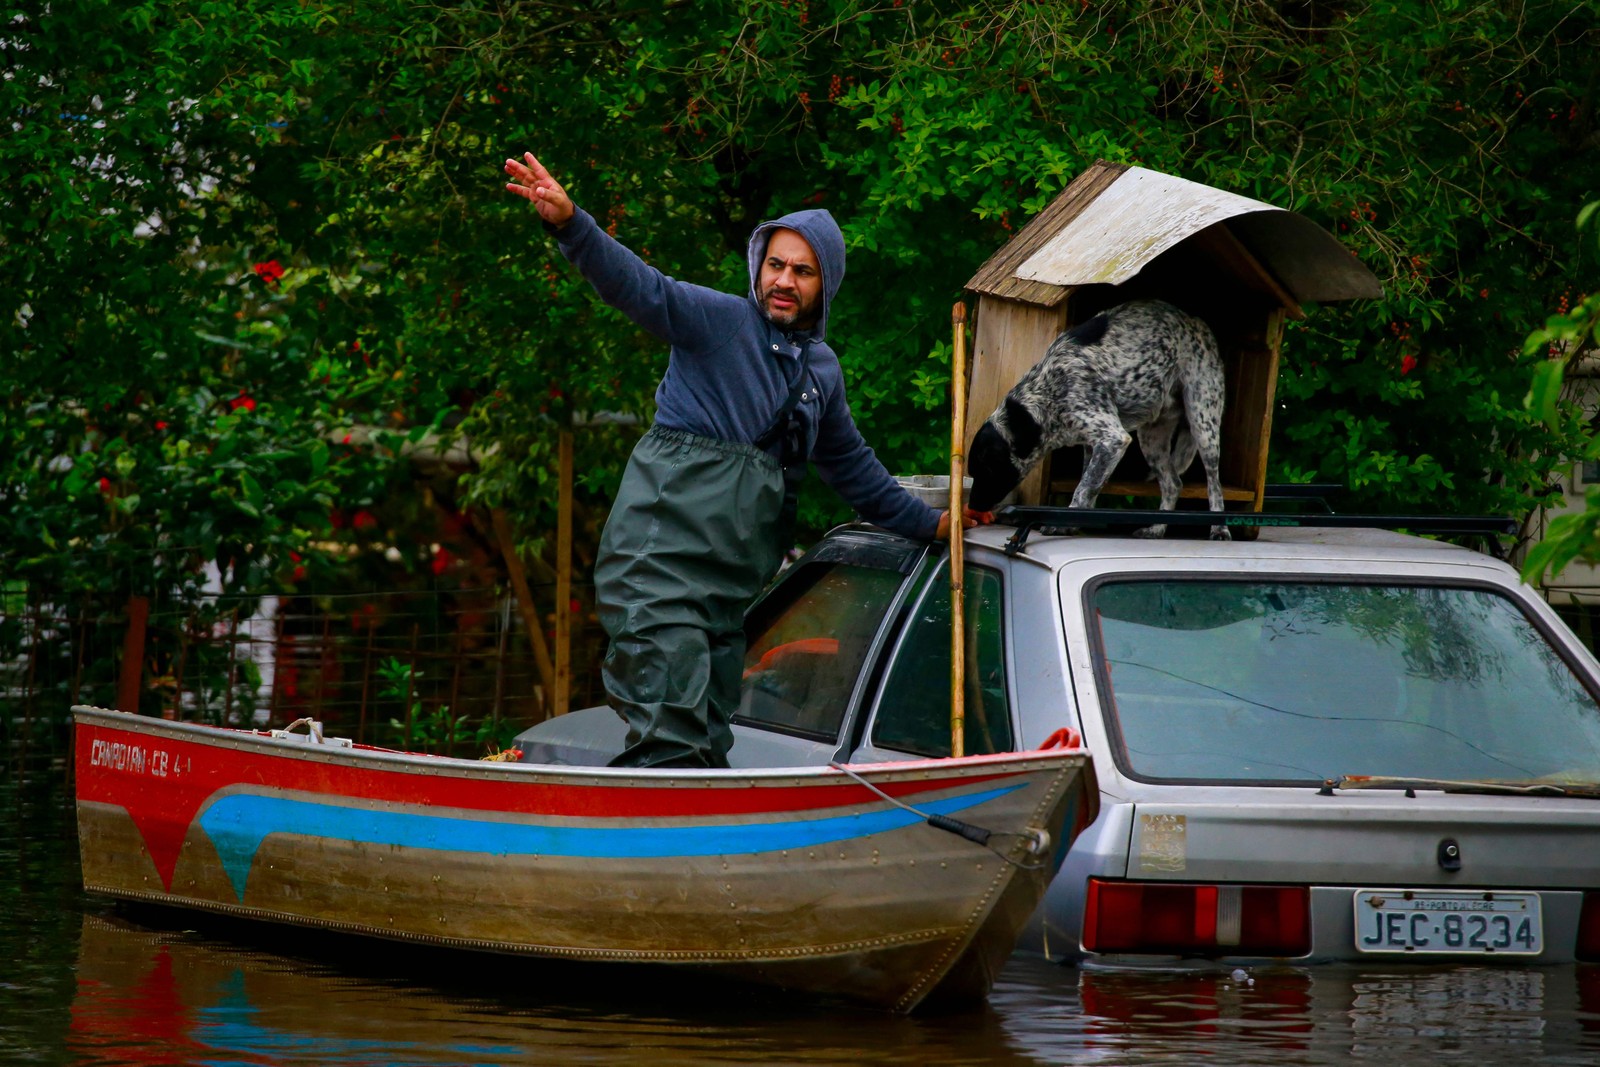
[[1083, 878, 1311, 956], [1579, 892, 1600, 962]]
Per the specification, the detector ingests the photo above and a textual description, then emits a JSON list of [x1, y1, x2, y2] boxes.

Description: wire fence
[[1, 580, 606, 770], [13, 567, 1599, 775]]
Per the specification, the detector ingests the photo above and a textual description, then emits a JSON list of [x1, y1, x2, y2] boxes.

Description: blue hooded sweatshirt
[[553, 204, 939, 541]]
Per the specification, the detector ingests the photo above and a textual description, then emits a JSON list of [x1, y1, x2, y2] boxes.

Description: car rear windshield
[[1089, 579, 1600, 785], [738, 561, 909, 740]]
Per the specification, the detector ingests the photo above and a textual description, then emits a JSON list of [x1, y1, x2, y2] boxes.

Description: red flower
[[1400, 355, 1418, 375], [352, 509, 378, 531], [430, 547, 454, 576], [98, 477, 111, 493], [154, 420, 168, 430], [229, 391, 256, 412], [252, 259, 285, 286]]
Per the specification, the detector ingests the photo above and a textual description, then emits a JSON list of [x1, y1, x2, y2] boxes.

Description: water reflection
[[998, 963, 1600, 1065], [63, 913, 1600, 1066], [66, 914, 1032, 1066]]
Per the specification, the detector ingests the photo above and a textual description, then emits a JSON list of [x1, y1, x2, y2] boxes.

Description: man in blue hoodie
[[505, 151, 968, 768]]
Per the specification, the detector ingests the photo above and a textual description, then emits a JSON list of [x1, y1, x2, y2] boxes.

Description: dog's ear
[[1060, 313, 1109, 348], [968, 420, 1023, 512], [1002, 396, 1042, 461]]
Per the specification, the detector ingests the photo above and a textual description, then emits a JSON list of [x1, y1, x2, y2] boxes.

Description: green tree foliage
[[1, 3, 410, 604], [4, 1, 1597, 639], [1521, 202, 1600, 584]]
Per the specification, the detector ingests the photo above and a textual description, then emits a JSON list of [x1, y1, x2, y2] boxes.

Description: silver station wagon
[[519, 514, 1600, 968]]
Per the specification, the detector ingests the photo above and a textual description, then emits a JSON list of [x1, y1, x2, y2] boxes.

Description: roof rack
[[995, 494, 1518, 557]]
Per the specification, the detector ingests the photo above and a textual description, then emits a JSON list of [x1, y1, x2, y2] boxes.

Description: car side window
[[872, 563, 1013, 757], [737, 561, 910, 740]]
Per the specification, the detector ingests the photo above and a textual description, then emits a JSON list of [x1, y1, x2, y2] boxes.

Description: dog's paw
[[1132, 524, 1168, 539], [1209, 527, 1232, 541]]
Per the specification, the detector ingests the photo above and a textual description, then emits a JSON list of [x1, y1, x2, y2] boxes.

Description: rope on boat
[[828, 762, 1053, 870], [275, 717, 324, 743]]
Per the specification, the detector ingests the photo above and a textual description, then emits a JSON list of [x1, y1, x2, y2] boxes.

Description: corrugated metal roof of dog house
[[963, 160, 1382, 512]]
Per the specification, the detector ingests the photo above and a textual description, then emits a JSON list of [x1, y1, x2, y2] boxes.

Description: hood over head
[[747, 208, 846, 342]]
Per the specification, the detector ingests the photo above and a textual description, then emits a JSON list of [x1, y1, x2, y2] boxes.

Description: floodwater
[[7, 768, 1600, 1067]]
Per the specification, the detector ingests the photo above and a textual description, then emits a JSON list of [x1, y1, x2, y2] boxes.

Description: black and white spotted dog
[[967, 299, 1229, 539]]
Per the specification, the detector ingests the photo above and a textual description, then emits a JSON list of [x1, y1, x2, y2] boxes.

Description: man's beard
[[762, 286, 816, 329]]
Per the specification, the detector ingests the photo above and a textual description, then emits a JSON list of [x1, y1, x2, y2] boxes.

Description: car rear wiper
[[1334, 774, 1600, 798]]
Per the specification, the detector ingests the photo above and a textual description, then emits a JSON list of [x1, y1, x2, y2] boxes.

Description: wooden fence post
[[555, 431, 573, 716], [491, 508, 556, 715], [118, 595, 150, 714]]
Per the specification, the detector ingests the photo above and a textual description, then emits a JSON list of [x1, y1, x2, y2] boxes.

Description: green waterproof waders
[[595, 427, 788, 768]]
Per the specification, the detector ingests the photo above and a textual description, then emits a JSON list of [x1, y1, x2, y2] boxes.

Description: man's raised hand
[[504, 152, 574, 229]]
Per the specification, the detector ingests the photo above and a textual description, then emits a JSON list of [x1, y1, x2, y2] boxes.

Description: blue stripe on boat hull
[[198, 785, 1025, 901]]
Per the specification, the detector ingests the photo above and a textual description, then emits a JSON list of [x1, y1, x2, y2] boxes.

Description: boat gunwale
[[71, 704, 1088, 786]]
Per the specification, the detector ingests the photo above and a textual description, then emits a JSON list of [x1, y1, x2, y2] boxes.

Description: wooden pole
[[555, 430, 573, 716], [117, 594, 150, 714], [268, 600, 285, 728], [950, 302, 968, 758], [491, 507, 556, 715]]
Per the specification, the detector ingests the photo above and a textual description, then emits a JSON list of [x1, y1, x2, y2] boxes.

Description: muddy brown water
[[6, 769, 1600, 1066]]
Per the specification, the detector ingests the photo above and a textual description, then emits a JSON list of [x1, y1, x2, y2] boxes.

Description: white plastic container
[[895, 474, 972, 508]]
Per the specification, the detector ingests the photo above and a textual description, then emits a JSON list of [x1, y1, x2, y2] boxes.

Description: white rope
[[276, 717, 324, 744], [829, 761, 1052, 870]]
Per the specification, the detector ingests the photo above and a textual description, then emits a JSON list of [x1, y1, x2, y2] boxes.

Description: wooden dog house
[[963, 161, 1382, 509]]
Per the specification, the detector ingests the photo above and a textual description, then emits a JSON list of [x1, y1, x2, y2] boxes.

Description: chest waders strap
[[753, 339, 813, 544]]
